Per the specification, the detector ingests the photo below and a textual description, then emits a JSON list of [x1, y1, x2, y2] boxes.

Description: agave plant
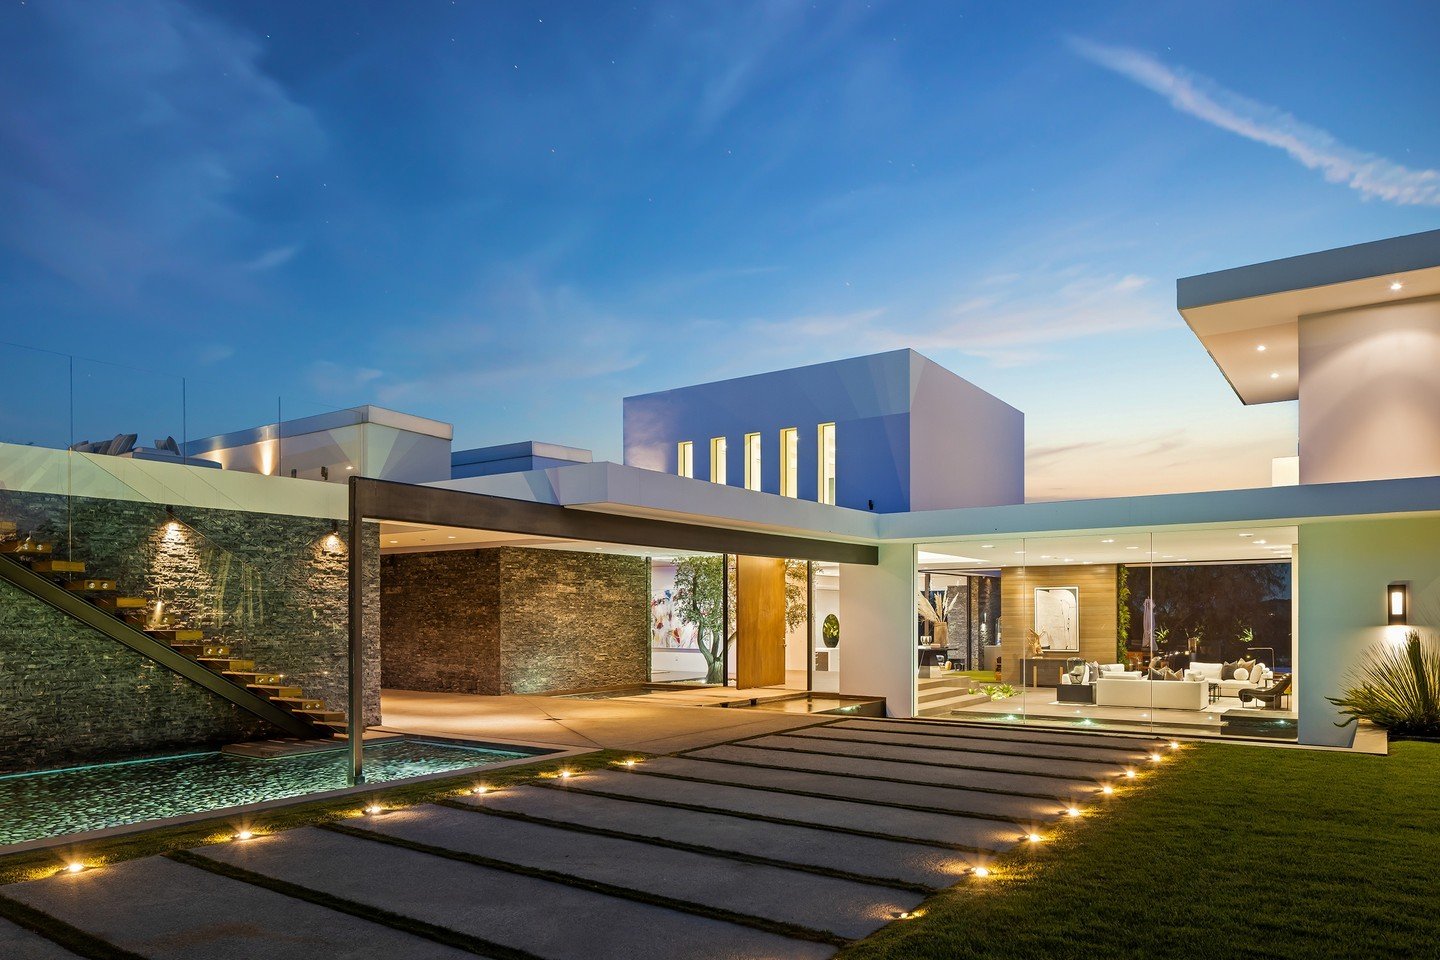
[[1328, 630, 1440, 737]]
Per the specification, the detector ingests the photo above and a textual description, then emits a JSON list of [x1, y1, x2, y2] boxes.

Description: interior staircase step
[[31, 559, 85, 574], [64, 578, 117, 593], [173, 643, 230, 657], [95, 597, 148, 611], [319, 720, 349, 734], [147, 628, 204, 642], [295, 709, 345, 722], [272, 696, 324, 711], [198, 657, 256, 672], [0, 540, 53, 556], [227, 671, 284, 685], [249, 684, 303, 698]]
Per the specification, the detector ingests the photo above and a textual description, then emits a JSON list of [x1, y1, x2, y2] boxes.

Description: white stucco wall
[[1297, 516, 1440, 746], [1299, 297, 1440, 484], [838, 543, 916, 716]]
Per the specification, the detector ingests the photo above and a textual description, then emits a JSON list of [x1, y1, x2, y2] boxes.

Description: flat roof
[[1176, 228, 1440, 404]]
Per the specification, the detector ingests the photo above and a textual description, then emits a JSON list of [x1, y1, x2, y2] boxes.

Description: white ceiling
[[1181, 268, 1440, 405], [917, 525, 1296, 571]]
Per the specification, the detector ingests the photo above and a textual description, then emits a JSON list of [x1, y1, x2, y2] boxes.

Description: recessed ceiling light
[[1100, 538, 1115, 544], [1014, 551, 1026, 555], [1239, 533, 1253, 538], [1255, 539, 1267, 545], [1126, 546, 1140, 550], [1040, 555, 1051, 559], [1269, 372, 1280, 380], [447, 535, 456, 539], [1391, 281, 1404, 292], [981, 544, 993, 549], [388, 540, 398, 544], [1256, 344, 1267, 352]]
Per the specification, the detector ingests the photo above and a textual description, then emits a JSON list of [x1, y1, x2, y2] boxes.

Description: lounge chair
[[1239, 674, 1291, 710]]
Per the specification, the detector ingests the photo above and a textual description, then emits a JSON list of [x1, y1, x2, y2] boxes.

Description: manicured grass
[[0, 749, 634, 887], [841, 740, 1440, 960]]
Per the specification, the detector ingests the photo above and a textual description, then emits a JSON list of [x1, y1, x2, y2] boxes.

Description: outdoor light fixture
[[1101, 784, 1114, 795], [1124, 769, 1137, 779], [1149, 752, 1163, 762], [1256, 344, 1267, 352], [1387, 582, 1409, 625], [472, 785, 489, 795], [1065, 807, 1081, 817], [1391, 281, 1404, 292], [1269, 371, 1280, 380], [622, 759, 638, 768], [364, 804, 383, 815], [65, 862, 84, 874], [1169, 741, 1180, 750], [235, 830, 254, 841], [558, 770, 573, 780], [1027, 833, 1043, 843], [972, 867, 991, 878]]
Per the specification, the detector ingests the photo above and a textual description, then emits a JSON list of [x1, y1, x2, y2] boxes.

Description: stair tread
[[94, 596, 147, 606], [65, 579, 117, 592], [148, 628, 205, 641], [0, 542, 53, 555], [32, 559, 85, 574]]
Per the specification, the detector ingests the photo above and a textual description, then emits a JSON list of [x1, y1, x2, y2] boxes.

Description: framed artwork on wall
[[1034, 586, 1079, 652]]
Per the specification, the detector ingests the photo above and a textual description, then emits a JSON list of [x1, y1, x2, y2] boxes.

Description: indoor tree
[[672, 555, 726, 683]]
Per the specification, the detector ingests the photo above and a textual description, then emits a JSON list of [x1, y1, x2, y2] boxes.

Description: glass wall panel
[[676, 441, 693, 478], [916, 526, 1296, 741], [811, 562, 840, 692]]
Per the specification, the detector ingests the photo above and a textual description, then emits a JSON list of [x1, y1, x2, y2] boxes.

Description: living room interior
[[914, 526, 1297, 739]]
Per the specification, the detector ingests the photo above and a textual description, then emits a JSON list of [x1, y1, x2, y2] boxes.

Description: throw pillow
[[1220, 660, 1240, 680], [1188, 667, 1205, 681], [1233, 667, 1250, 682]]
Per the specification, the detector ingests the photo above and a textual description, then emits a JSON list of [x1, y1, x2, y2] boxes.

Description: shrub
[[1328, 630, 1440, 737]]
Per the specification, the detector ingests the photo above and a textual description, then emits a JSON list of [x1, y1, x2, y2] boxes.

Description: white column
[[839, 543, 916, 717]]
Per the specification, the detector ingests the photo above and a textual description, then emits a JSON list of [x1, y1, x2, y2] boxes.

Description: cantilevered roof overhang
[[1177, 228, 1440, 405]]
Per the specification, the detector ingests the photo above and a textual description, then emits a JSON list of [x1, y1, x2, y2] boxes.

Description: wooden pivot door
[[736, 555, 786, 688]]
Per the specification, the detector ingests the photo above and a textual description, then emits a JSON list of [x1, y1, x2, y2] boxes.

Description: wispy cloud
[[0, 0, 323, 299], [743, 269, 1166, 367], [244, 244, 302, 272], [1070, 37, 1440, 206]]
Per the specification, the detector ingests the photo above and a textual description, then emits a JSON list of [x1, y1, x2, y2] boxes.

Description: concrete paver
[[356, 803, 920, 939], [3, 856, 476, 960], [456, 783, 970, 888], [555, 769, 1020, 850], [197, 826, 835, 960]]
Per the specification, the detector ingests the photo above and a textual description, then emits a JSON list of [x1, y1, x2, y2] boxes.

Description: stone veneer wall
[[0, 491, 379, 773], [381, 546, 649, 695]]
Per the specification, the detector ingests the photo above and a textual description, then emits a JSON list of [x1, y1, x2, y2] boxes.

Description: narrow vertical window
[[743, 432, 761, 491], [817, 422, 836, 504], [779, 427, 798, 497], [710, 437, 727, 484], [677, 441, 693, 479]]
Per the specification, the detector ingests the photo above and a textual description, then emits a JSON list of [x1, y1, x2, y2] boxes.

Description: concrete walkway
[[1, 717, 1174, 959], [378, 687, 838, 754]]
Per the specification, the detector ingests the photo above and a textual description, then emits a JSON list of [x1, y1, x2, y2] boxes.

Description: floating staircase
[[0, 525, 346, 740], [916, 674, 992, 717]]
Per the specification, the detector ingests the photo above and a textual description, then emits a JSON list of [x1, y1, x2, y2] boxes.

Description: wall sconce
[[1387, 582, 1409, 625], [323, 520, 344, 555]]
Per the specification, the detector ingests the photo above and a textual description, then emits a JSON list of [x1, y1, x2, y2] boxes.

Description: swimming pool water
[[0, 739, 539, 847]]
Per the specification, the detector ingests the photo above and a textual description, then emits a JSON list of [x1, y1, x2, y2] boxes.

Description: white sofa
[[1185, 661, 1273, 698], [1094, 676, 1208, 710]]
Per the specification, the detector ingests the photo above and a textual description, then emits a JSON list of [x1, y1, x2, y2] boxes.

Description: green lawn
[[841, 740, 1440, 960]]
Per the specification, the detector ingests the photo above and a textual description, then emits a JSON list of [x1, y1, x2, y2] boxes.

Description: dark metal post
[[720, 553, 730, 687], [805, 561, 814, 692], [347, 476, 364, 784]]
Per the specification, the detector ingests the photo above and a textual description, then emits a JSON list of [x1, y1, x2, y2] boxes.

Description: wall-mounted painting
[[1034, 586, 1079, 652]]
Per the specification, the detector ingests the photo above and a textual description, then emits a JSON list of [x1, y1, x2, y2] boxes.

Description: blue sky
[[3, 0, 1438, 499]]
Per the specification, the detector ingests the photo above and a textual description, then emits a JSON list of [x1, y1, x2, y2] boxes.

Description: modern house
[[3, 229, 1439, 783]]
